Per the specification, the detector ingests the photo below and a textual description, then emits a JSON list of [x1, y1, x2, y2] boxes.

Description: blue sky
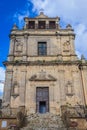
[[0, 0, 33, 67], [0, 0, 87, 98]]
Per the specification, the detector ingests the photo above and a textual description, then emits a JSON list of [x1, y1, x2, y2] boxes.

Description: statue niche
[[14, 84, 19, 94], [12, 82, 19, 97], [15, 39, 23, 54], [66, 81, 74, 96], [63, 41, 70, 53]]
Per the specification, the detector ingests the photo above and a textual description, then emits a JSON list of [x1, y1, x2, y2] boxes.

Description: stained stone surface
[[2, 12, 87, 130], [21, 113, 67, 130], [3, 12, 87, 116]]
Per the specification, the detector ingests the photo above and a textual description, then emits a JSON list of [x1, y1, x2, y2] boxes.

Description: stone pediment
[[36, 12, 48, 19], [29, 70, 56, 81]]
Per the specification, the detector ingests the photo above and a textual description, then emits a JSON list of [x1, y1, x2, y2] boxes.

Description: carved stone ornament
[[15, 39, 23, 53], [36, 12, 48, 18], [29, 70, 56, 81], [63, 41, 70, 52]]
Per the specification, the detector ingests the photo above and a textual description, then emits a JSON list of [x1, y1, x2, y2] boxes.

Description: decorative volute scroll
[[63, 41, 70, 52], [29, 70, 56, 81]]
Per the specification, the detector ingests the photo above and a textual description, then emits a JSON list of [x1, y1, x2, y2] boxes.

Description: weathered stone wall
[[21, 113, 66, 130], [3, 13, 87, 118], [6, 64, 85, 115], [2, 12, 87, 130], [8, 28, 76, 62]]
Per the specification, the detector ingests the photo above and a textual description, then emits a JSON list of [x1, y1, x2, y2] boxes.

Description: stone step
[[21, 113, 67, 130]]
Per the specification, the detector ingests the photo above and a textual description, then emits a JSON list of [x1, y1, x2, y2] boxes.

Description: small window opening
[[49, 21, 56, 29], [28, 21, 35, 29], [38, 42, 47, 56], [38, 21, 46, 29]]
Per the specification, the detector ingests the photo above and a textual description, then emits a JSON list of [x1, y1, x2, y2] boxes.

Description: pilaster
[[69, 35, 77, 60], [8, 36, 15, 61], [46, 20, 49, 29], [35, 20, 38, 29], [23, 34, 28, 61], [19, 69, 26, 106], [58, 70, 66, 105], [80, 65, 87, 105], [3, 69, 13, 105], [56, 34, 62, 60], [72, 69, 84, 105]]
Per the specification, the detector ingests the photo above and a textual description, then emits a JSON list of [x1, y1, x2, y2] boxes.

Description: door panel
[[36, 87, 49, 113]]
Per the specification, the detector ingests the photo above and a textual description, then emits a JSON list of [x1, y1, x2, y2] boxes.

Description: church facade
[[2, 12, 87, 129]]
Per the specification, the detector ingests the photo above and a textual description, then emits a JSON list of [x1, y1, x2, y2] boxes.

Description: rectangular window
[[38, 21, 46, 29], [38, 42, 47, 56], [28, 21, 35, 29], [49, 21, 56, 29]]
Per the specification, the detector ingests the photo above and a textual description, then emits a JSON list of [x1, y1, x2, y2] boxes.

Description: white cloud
[[75, 24, 87, 58], [0, 67, 5, 99], [29, 0, 87, 24], [0, 84, 4, 93], [0, 67, 5, 81], [29, 0, 87, 59], [13, 0, 87, 58], [13, 2, 30, 28]]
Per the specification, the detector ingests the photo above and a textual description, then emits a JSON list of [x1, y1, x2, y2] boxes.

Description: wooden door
[[36, 87, 49, 113]]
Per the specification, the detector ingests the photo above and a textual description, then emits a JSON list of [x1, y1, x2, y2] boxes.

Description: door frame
[[36, 87, 49, 113]]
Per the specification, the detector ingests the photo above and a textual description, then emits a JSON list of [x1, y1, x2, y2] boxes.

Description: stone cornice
[[3, 60, 87, 66], [24, 17, 59, 20], [10, 28, 75, 37]]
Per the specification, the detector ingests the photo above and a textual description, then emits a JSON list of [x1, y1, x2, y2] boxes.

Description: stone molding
[[3, 60, 87, 66], [29, 74, 56, 81]]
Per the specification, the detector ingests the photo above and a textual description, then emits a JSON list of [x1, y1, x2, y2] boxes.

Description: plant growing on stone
[[17, 111, 26, 128], [61, 110, 71, 129]]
